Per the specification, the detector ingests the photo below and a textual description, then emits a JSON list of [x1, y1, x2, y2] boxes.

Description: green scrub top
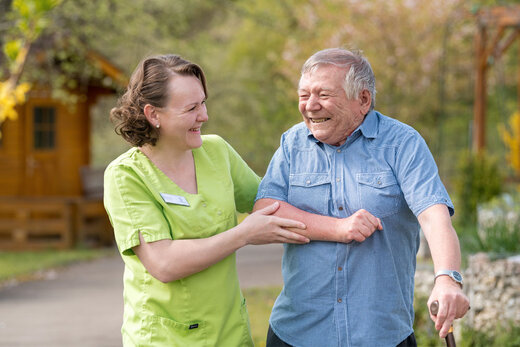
[[103, 135, 260, 347]]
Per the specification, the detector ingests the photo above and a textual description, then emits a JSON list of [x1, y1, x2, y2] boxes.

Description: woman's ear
[[143, 104, 159, 127]]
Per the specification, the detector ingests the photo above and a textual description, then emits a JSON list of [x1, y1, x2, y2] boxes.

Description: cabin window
[[33, 107, 56, 149]]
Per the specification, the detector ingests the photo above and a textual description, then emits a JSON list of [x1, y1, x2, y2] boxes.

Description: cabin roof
[[1, 33, 128, 92]]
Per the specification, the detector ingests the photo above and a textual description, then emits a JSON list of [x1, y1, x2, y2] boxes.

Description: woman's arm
[[253, 198, 382, 243], [133, 202, 308, 283]]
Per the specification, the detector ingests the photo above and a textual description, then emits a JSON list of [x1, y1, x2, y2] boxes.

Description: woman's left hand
[[237, 202, 309, 245]]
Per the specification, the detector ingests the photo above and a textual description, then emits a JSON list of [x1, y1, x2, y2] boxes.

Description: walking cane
[[429, 300, 456, 347]]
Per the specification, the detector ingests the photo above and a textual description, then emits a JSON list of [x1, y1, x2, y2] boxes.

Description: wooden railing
[[0, 197, 113, 250]]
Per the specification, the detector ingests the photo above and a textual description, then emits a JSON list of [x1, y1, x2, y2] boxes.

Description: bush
[[453, 151, 502, 226], [472, 192, 520, 254], [413, 295, 444, 346], [458, 322, 520, 347]]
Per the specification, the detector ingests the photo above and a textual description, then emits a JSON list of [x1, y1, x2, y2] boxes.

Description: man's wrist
[[434, 269, 463, 289]]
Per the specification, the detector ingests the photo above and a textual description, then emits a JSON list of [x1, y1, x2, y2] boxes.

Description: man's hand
[[427, 276, 470, 338], [334, 209, 383, 243]]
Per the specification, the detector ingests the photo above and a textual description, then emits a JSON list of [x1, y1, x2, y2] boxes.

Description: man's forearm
[[253, 198, 342, 242], [419, 204, 461, 272]]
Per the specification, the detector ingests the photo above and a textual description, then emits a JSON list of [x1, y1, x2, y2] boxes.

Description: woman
[[103, 54, 309, 346]]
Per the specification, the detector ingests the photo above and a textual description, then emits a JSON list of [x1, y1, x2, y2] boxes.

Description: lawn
[[243, 286, 281, 346], [0, 247, 116, 283]]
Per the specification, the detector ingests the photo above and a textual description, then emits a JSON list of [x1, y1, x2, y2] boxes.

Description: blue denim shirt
[[256, 111, 454, 347]]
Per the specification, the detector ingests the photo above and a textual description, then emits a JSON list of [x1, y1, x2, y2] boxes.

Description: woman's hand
[[238, 202, 309, 245]]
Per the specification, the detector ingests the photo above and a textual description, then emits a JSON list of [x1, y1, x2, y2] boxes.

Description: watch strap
[[434, 270, 463, 289]]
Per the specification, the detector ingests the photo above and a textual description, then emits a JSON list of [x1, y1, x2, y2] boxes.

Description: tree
[[204, 0, 475, 173], [0, 0, 61, 136]]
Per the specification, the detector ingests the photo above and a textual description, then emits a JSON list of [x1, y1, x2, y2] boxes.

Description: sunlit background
[[1, 0, 520, 346]]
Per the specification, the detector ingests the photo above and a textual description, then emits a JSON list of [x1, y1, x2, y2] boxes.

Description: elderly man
[[254, 48, 469, 347]]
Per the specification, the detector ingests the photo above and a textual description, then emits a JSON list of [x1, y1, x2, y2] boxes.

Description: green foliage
[[10, 0, 61, 39], [242, 286, 280, 346], [2, 0, 517, 182], [453, 151, 502, 225], [3, 39, 22, 62], [458, 322, 520, 347], [413, 295, 447, 347], [0, 0, 61, 131]]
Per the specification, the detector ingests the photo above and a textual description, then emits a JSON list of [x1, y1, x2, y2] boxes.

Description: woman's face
[[155, 74, 208, 151]]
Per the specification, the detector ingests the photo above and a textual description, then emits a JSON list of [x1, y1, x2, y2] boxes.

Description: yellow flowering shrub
[[499, 112, 520, 176], [0, 81, 31, 124]]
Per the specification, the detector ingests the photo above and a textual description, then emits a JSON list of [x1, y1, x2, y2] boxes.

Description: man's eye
[[299, 95, 309, 99]]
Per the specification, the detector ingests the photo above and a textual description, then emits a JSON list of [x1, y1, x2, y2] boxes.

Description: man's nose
[[306, 95, 321, 111]]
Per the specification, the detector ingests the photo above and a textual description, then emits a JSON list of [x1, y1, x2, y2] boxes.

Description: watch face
[[452, 271, 462, 282]]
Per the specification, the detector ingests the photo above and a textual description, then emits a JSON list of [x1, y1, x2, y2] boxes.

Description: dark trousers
[[266, 325, 417, 347]]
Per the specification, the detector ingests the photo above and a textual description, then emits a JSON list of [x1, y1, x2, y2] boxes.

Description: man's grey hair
[[301, 48, 376, 111]]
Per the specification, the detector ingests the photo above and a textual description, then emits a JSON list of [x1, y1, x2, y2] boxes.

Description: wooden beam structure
[[473, 5, 520, 152]]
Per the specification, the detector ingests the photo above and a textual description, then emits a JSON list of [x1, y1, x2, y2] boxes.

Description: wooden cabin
[[0, 48, 127, 250]]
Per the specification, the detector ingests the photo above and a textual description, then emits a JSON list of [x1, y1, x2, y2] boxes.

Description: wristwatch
[[434, 270, 463, 289]]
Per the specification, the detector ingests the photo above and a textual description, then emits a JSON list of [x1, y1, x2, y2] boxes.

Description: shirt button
[[336, 149, 341, 153], [336, 178, 341, 182], [338, 206, 344, 211], [377, 180, 382, 185], [338, 266, 343, 271], [337, 298, 342, 303], [306, 180, 311, 185]]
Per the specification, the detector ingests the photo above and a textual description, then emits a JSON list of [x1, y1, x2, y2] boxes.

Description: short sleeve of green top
[[103, 135, 260, 347]]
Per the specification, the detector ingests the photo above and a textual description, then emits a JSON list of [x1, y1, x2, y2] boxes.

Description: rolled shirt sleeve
[[104, 164, 172, 255], [394, 130, 454, 217]]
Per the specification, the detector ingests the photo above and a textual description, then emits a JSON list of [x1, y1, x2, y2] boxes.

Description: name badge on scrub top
[[160, 193, 190, 206]]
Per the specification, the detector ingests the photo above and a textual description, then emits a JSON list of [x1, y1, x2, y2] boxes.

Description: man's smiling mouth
[[310, 118, 330, 123]]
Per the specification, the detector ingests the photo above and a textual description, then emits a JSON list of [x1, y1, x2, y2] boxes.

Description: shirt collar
[[306, 110, 379, 143], [358, 110, 378, 139], [306, 128, 320, 143]]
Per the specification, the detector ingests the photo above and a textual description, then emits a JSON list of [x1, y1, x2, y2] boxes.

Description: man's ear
[[143, 104, 159, 126], [359, 89, 372, 114]]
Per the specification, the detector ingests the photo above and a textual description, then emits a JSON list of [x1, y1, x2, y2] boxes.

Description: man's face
[[298, 65, 369, 146]]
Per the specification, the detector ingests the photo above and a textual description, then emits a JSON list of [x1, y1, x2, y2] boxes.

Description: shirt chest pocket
[[356, 171, 402, 218], [288, 173, 330, 215]]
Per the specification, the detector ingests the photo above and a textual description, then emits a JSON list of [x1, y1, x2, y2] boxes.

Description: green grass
[[243, 286, 280, 347], [0, 247, 116, 283]]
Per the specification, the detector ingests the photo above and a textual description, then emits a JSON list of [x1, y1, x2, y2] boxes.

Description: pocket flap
[[357, 172, 397, 188], [150, 315, 205, 337], [289, 173, 330, 187]]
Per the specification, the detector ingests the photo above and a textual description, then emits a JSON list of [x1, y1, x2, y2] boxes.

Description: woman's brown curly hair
[[110, 54, 208, 147]]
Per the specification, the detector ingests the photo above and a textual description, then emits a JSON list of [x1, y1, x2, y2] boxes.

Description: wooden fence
[[0, 197, 112, 250]]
